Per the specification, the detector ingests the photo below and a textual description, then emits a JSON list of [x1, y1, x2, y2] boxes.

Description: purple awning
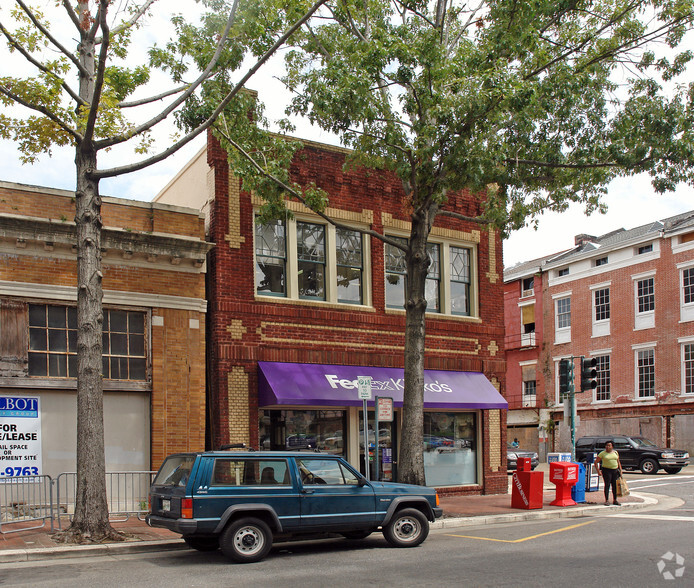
[[258, 362, 507, 410]]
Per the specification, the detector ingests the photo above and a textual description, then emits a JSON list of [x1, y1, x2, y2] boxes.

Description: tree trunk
[[397, 206, 436, 486]]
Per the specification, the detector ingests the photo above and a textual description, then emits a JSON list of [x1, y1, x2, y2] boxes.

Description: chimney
[[575, 234, 597, 247]]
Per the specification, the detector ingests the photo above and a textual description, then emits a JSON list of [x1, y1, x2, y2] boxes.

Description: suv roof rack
[[218, 443, 256, 451]]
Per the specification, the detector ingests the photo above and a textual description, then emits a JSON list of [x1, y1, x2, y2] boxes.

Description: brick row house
[[0, 181, 211, 476], [504, 212, 694, 457], [156, 132, 508, 495]]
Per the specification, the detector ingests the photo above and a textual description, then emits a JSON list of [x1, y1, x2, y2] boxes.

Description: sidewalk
[[0, 471, 651, 563]]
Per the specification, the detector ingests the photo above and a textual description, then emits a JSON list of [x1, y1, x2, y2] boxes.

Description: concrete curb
[[0, 492, 657, 564], [431, 491, 657, 529]]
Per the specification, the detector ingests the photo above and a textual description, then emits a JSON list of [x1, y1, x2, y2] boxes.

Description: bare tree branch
[[96, 0, 159, 42], [0, 21, 85, 106], [15, 0, 86, 74], [83, 0, 111, 144], [95, 0, 328, 178], [118, 83, 190, 108]]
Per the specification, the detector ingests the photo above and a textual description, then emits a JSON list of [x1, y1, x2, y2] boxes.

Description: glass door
[[359, 410, 397, 481]]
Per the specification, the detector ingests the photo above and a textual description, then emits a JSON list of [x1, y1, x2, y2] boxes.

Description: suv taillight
[[181, 498, 193, 519]]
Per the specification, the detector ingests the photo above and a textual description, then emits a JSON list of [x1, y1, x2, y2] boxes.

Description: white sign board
[[0, 396, 41, 477], [377, 397, 393, 422], [357, 376, 372, 400]]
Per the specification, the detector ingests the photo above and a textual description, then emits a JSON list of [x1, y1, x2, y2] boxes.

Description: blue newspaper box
[[571, 463, 586, 503]]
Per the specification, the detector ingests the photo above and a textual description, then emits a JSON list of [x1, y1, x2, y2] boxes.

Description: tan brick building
[[0, 181, 211, 476]]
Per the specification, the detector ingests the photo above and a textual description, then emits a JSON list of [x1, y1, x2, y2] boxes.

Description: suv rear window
[[576, 438, 594, 448], [211, 458, 291, 486], [153, 455, 195, 487]]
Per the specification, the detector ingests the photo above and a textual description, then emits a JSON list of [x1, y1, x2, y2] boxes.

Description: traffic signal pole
[[560, 356, 598, 460]]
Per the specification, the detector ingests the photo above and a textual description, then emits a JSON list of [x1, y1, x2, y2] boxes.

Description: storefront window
[[423, 412, 477, 486], [259, 410, 346, 455]]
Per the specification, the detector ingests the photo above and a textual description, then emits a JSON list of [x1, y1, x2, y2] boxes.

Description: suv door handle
[[301, 488, 314, 494]]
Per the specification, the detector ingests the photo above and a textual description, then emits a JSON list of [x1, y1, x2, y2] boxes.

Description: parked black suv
[[575, 435, 689, 474]]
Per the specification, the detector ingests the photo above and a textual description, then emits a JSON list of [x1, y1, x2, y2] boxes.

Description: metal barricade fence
[[55, 471, 156, 529], [0, 475, 54, 534]]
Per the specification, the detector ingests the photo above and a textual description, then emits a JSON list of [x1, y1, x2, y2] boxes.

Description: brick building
[[0, 181, 211, 476], [156, 132, 508, 495], [504, 212, 694, 457]]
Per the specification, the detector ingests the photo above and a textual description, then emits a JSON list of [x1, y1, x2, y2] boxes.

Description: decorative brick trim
[[382, 213, 481, 243], [486, 228, 499, 284], [224, 175, 245, 249], [251, 193, 374, 225], [489, 409, 501, 472], [487, 340, 499, 357], [227, 367, 250, 445], [227, 319, 246, 340]]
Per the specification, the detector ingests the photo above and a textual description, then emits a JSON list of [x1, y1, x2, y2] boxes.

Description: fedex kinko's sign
[[258, 362, 508, 410]]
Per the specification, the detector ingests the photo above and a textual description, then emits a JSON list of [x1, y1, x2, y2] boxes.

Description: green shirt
[[598, 450, 620, 470]]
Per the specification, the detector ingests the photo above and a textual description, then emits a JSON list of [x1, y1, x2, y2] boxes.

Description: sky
[[1, 1, 692, 270]]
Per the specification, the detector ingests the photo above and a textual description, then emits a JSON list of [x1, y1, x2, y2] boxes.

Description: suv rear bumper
[[146, 514, 198, 535], [433, 507, 443, 519]]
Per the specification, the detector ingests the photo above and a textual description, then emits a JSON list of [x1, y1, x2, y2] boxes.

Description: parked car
[[147, 450, 442, 563], [575, 435, 690, 474], [507, 444, 539, 472]]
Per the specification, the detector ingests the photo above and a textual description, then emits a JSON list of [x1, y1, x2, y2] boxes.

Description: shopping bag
[[616, 475, 630, 497]]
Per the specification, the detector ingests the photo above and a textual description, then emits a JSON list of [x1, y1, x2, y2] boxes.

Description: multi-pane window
[[385, 237, 408, 309], [450, 246, 471, 316], [522, 276, 534, 295], [594, 288, 610, 321], [255, 219, 286, 296], [297, 222, 326, 300], [684, 344, 694, 395], [28, 304, 77, 377], [556, 297, 571, 329], [638, 244, 653, 255], [684, 268, 694, 304], [595, 257, 608, 267], [595, 355, 611, 401], [102, 310, 146, 380], [637, 349, 655, 398], [637, 278, 655, 313], [335, 228, 363, 304], [558, 268, 569, 277], [28, 304, 146, 380], [425, 243, 440, 313], [523, 380, 537, 396]]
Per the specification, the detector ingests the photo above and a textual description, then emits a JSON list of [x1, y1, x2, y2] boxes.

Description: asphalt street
[[1, 470, 692, 588]]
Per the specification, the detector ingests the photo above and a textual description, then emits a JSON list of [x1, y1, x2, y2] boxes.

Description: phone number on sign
[[1, 466, 39, 476]]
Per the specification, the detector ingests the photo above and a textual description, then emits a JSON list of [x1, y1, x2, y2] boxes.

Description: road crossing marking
[[627, 480, 694, 490], [445, 520, 595, 543], [607, 514, 694, 522]]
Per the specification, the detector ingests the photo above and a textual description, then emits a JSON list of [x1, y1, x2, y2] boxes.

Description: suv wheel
[[183, 536, 219, 552], [220, 517, 273, 563], [640, 458, 659, 475], [383, 508, 429, 548], [664, 467, 682, 475]]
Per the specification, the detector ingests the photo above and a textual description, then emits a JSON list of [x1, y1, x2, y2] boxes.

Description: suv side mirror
[[358, 476, 367, 487]]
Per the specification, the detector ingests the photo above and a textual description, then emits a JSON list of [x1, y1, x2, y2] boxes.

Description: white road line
[[608, 514, 694, 522], [627, 480, 694, 490]]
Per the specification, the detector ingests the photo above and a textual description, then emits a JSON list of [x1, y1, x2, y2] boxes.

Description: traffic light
[[580, 357, 598, 392], [559, 358, 572, 395]]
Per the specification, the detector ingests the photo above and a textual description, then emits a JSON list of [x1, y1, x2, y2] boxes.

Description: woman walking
[[595, 441, 623, 506]]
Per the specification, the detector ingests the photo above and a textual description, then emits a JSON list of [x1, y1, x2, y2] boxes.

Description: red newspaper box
[[511, 466, 544, 510], [549, 462, 579, 506]]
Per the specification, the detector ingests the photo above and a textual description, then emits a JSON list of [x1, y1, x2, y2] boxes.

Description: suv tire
[[183, 536, 219, 552], [640, 458, 659, 475], [220, 517, 273, 563], [383, 508, 429, 547], [664, 467, 682, 475]]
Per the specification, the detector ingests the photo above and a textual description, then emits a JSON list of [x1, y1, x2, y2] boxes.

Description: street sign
[[377, 397, 393, 422], [357, 376, 372, 400]]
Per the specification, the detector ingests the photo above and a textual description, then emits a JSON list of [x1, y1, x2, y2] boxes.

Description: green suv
[[147, 450, 443, 563]]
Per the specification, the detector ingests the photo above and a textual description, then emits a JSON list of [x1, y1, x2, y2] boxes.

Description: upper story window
[[450, 246, 471, 316], [336, 228, 363, 305], [594, 355, 611, 402], [385, 237, 408, 309], [297, 221, 326, 300], [633, 275, 655, 330], [28, 304, 147, 380], [255, 219, 286, 297], [594, 257, 608, 267], [637, 243, 653, 255], [558, 268, 569, 277], [385, 238, 475, 316], [683, 343, 694, 395], [255, 217, 367, 306], [521, 276, 534, 296], [592, 285, 611, 337], [636, 348, 655, 399], [680, 266, 694, 323], [554, 296, 571, 344], [425, 243, 440, 313]]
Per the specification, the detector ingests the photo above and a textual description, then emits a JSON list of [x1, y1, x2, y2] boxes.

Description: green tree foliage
[[215, 0, 694, 485], [0, 0, 325, 541]]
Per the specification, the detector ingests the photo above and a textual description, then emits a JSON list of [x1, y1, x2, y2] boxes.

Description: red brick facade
[[200, 133, 507, 494]]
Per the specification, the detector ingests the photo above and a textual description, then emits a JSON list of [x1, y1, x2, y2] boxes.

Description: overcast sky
[[1, 2, 692, 270]]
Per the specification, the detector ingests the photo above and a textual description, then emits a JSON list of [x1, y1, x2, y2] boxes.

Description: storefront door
[[359, 410, 397, 481]]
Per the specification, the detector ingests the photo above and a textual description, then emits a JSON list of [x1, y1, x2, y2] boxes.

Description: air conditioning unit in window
[[522, 396, 536, 408]]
